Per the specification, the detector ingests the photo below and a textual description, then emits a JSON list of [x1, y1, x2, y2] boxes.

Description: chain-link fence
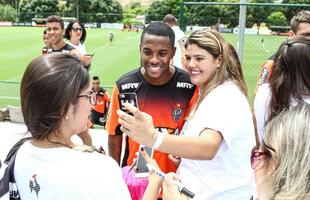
[[180, 2, 310, 102], [0, 3, 309, 107]]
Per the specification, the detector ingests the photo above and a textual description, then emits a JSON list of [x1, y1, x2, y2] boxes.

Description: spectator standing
[[163, 14, 185, 69], [64, 20, 92, 65], [45, 15, 78, 56]]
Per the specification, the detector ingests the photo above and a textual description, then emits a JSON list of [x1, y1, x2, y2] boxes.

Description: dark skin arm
[[108, 134, 123, 165]]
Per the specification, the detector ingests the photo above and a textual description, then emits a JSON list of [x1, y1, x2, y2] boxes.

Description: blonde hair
[[185, 29, 248, 111], [262, 103, 310, 199]]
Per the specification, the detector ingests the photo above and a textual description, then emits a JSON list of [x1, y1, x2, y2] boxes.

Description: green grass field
[[0, 27, 286, 107]]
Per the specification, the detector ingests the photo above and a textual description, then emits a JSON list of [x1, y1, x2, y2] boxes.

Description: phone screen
[[135, 145, 154, 178], [118, 92, 138, 115]]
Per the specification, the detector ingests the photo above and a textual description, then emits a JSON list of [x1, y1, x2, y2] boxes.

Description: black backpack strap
[[0, 137, 31, 199]]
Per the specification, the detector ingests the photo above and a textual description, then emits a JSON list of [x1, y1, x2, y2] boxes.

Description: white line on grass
[[0, 96, 20, 100], [6, 75, 22, 82]]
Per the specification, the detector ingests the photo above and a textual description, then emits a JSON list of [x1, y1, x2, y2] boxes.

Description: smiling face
[[140, 33, 175, 85], [46, 22, 64, 47], [185, 43, 221, 88]]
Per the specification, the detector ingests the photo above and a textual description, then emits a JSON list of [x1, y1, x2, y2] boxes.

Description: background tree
[[246, 0, 276, 28], [281, 0, 308, 22], [267, 11, 288, 27], [0, 0, 21, 7], [145, 0, 180, 24], [123, 2, 146, 25], [219, 0, 240, 28], [19, 0, 59, 21], [0, 4, 15, 21], [64, 0, 123, 23], [186, 0, 222, 27]]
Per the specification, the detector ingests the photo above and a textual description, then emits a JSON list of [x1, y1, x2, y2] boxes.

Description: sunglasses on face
[[72, 28, 83, 32], [250, 146, 266, 170], [77, 92, 97, 106]]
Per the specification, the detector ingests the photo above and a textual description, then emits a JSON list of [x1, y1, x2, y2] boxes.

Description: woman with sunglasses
[[64, 20, 92, 65], [254, 37, 310, 143], [251, 103, 310, 200], [118, 29, 255, 199], [12, 53, 131, 199]]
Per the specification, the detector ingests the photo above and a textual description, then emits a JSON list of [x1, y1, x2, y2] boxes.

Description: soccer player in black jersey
[[106, 22, 198, 174]]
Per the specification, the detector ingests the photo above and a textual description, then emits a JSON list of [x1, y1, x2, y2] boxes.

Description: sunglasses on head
[[72, 28, 83, 32], [250, 146, 266, 170]]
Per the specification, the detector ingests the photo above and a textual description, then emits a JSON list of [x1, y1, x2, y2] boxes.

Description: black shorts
[[90, 110, 105, 126]]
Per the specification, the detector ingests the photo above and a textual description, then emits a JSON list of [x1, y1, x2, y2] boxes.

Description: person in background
[[90, 76, 110, 127], [255, 10, 310, 94], [42, 30, 52, 55], [254, 37, 310, 142], [45, 15, 78, 56], [163, 14, 185, 69], [14, 53, 131, 200], [109, 31, 114, 44], [64, 20, 92, 66], [118, 29, 255, 199]]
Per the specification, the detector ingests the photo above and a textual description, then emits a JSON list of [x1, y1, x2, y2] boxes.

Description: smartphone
[[135, 145, 154, 178], [118, 92, 138, 115]]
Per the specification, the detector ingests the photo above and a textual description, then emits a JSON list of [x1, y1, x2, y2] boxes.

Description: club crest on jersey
[[172, 107, 183, 122]]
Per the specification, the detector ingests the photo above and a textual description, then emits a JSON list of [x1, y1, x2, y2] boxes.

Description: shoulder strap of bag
[[0, 137, 31, 198]]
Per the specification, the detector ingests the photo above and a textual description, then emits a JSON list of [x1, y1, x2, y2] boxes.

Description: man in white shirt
[[163, 14, 185, 69]]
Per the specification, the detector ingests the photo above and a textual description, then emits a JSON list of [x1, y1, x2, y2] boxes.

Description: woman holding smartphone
[[64, 20, 92, 65], [118, 29, 255, 199]]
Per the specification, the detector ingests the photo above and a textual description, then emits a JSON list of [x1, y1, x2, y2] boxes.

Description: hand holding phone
[[118, 92, 138, 115]]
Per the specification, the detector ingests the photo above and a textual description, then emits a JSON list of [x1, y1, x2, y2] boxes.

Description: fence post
[[238, 0, 247, 64], [179, 0, 185, 32]]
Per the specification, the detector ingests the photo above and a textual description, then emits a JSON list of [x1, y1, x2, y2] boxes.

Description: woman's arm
[[117, 103, 223, 160]]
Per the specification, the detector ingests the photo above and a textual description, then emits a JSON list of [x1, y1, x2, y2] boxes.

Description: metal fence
[[179, 2, 309, 101]]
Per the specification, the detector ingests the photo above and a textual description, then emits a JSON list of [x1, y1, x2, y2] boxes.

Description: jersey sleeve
[[254, 60, 274, 96], [105, 84, 121, 135]]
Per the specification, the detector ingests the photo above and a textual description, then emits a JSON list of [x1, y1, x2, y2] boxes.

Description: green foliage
[[19, 0, 59, 21], [187, 0, 223, 26], [0, 4, 16, 21], [281, 0, 308, 21], [0, 0, 21, 7], [65, 0, 123, 23], [246, 0, 276, 27], [267, 11, 288, 27], [123, 2, 146, 24], [145, 0, 180, 23]]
